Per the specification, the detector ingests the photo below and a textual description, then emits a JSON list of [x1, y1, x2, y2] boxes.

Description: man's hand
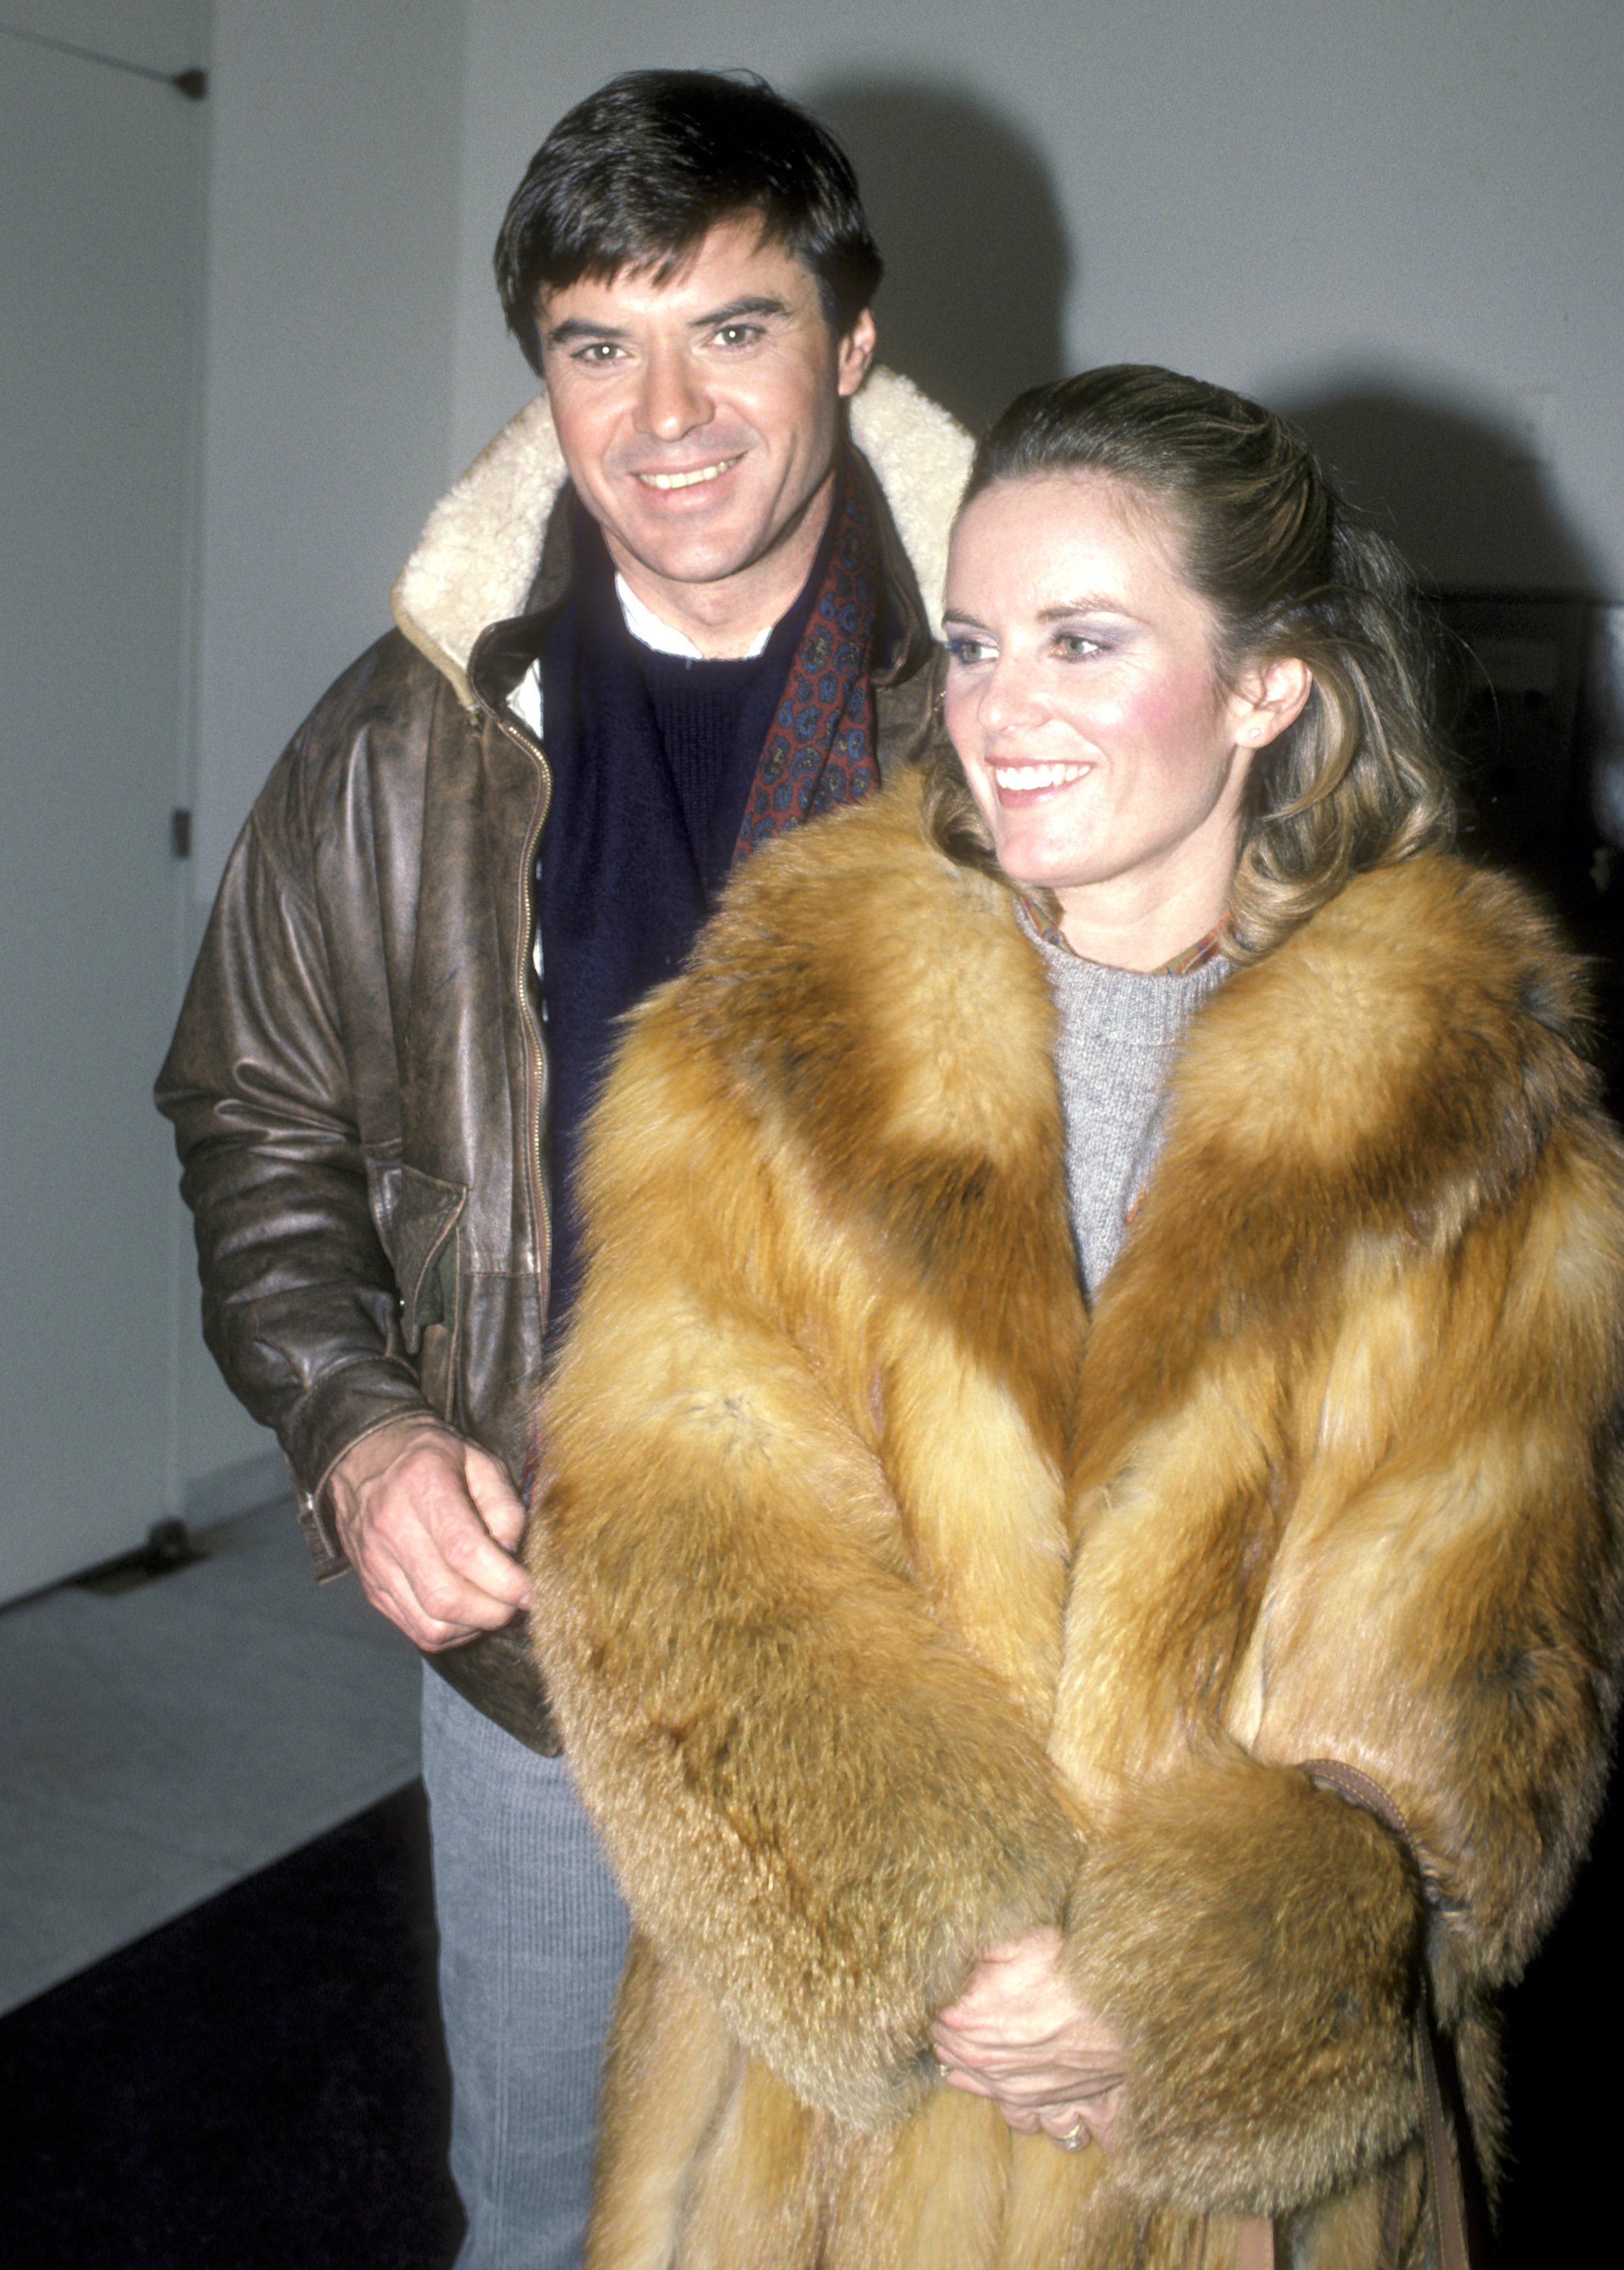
[[930, 1928, 1128, 2152], [327, 1419, 532, 1650]]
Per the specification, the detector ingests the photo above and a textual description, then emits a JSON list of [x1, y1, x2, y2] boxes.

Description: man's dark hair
[[494, 70, 883, 372]]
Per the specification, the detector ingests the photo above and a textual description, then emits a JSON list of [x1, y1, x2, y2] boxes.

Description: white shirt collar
[[614, 573, 773, 661]]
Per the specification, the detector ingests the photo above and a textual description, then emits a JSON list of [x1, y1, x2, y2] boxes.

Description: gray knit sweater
[[1022, 909, 1230, 1296]]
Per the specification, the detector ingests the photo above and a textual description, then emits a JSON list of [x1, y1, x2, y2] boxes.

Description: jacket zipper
[[474, 691, 553, 1334]]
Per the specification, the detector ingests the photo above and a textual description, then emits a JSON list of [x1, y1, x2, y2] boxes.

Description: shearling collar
[[390, 365, 972, 711]]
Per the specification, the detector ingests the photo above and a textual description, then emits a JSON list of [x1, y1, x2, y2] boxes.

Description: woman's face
[[942, 472, 1302, 964]]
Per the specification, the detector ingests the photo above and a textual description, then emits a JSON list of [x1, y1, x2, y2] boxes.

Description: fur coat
[[530, 767, 1624, 2268]]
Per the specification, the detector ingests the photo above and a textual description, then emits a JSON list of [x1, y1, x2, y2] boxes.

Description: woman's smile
[[985, 759, 1093, 799]]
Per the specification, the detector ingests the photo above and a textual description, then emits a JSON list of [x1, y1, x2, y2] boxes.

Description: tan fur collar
[[688, 771, 1085, 1484], [700, 778, 1591, 1303], [389, 366, 972, 710]]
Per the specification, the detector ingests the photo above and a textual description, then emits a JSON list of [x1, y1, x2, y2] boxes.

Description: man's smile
[[634, 457, 742, 492]]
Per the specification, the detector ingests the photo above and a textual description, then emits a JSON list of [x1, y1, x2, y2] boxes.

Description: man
[[157, 69, 969, 2270]]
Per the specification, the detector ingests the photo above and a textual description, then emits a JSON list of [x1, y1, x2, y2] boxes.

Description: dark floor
[[0, 1784, 463, 2270]]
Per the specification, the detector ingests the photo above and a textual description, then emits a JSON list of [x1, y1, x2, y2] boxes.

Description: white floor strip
[[0, 1497, 422, 2014]]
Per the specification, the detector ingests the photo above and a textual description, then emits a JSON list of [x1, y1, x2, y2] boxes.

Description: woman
[[530, 367, 1624, 2268]]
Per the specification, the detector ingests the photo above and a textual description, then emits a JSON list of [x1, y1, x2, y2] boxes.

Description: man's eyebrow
[[691, 294, 793, 330], [543, 316, 629, 350]]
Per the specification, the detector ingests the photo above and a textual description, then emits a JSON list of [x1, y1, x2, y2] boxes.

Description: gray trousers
[[421, 1668, 631, 2270]]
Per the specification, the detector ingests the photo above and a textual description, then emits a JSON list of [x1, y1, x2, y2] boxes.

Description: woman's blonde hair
[[922, 365, 1456, 959]]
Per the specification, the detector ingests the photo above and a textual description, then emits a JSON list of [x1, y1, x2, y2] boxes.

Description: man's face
[[537, 214, 876, 635]]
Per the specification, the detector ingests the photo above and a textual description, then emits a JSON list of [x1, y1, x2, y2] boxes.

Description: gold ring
[[1057, 2117, 1086, 2153]]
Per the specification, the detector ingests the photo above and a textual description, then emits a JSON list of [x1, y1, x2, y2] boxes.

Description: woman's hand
[[929, 1927, 1128, 2152]]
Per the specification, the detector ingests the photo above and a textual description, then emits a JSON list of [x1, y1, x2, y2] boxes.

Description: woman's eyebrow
[[1035, 595, 1134, 622]]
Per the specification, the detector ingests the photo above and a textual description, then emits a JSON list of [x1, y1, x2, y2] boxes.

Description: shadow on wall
[[1280, 383, 1612, 824], [1277, 382, 1601, 596], [806, 77, 1072, 439], [1281, 380, 1624, 1105]]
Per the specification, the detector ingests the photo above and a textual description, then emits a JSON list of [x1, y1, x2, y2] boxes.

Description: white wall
[[0, 0, 214, 1598], [191, 0, 469, 894], [449, 0, 1624, 599]]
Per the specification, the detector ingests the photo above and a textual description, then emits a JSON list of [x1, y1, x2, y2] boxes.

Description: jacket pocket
[[390, 1163, 468, 1359]]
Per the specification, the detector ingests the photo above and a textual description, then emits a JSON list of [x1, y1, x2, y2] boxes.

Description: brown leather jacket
[[157, 372, 970, 1748]]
